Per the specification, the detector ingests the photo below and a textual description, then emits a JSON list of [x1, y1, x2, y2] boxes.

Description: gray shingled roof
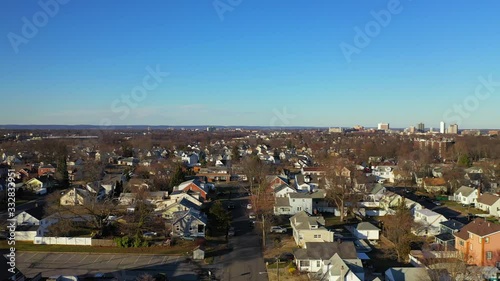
[[294, 242, 357, 260], [356, 222, 380, 231], [454, 186, 476, 197]]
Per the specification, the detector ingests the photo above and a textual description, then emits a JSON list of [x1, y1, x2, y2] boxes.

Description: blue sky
[[1, 0, 500, 128]]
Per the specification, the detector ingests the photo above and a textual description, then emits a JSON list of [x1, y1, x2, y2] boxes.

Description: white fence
[[34, 236, 92, 245]]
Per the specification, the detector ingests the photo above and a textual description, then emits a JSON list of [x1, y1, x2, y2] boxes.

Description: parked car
[[227, 203, 235, 210], [143, 231, 157, 237], [228, 227, 235, 236], [249, 212, 256, 219], [270, 226, 287, 233], [432, 201, 443, 206], [246, 203, 252, 209]]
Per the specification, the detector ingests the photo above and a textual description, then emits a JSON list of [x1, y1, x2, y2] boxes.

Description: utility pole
[[276, 257, 279, 281]]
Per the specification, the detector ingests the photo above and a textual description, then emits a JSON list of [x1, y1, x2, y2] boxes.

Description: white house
[[274, 184, 296, 198], [274, 191, 328, 216], [414, 209, 448, 236], [476, 193, 500, 217], [317, 253, 364, 281], [453, 186, 478, 205], [171, 208, 207, 237], [371, 166, 395, 183], [354, 222, 380, 241]]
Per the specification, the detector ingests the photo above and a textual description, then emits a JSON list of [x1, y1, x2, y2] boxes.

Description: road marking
[[80, 255, 88, 263], [149, 256, 154, 264], [53, 254, 63, 262], [94, 255, 101, 262], [135, 256, 141, 264], [108, 255, 115, 263], [162, 256, 166, 264]]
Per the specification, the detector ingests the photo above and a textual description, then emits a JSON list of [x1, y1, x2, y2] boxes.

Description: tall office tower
[[417, 123, 425, 132], [378, 123, 390, 130], [448, 124, 459, 134], [440, 121, 446, 134]]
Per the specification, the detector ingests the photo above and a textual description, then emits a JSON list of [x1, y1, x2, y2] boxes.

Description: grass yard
[[0, 240, 196, 255], [443, 201, 489, 215]]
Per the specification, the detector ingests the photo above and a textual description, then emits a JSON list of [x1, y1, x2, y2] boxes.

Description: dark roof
[[293, 241, 357, 260], [435, 232, 455, 242], [23, 205, 45, 220], [15, 225, 39, 231], [454, 218, 500, 240], [467, 173, 482, 181], [440, 219, 464, 231]]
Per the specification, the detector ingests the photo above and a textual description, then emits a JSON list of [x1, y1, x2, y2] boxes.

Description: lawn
[[0, 240, 197, 255], [443, 201, 489, 215]]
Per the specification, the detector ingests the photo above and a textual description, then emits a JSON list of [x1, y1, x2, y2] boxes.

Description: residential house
[[316, 253, 364, 281], [385, 267, 431, 281], [173, 179, 210, 200], [38, 164, 56, 176], [466, 173, 483, 187], [380, 191, 403, 210], [23, 178, 46, 195], [414, 172, 426, 187], [294, 174, 320, 192], [371, 166, 395, 183], [367, 183, 386, 202], [476, 193, 500, 217], [454, 186, 479, 206], [13, 205, 44, 226], [273, 183, 296, 198], [293, 241, 357, 273], [266, 175, 290, 190], [274, 190, 328, 215], [85, 182, 106, 200], [60, 187, 92, 206], [171, 209, 207, 237], [435, 219, 464, 248], [117, 157, 138, 166], [354, 222, 380, 240], [414, 209, 448, 236], [454, 218, 500, 266], [160, 198, 200, 219], [423, 178, 447, 193], [289, 211, 334, 247]]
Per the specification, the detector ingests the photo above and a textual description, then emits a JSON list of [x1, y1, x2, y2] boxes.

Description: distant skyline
[[1, 0, 500, 128]]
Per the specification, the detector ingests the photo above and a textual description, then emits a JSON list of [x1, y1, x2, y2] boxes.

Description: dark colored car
[[227, 203, 235, 209], [278, 252, 294, 262]]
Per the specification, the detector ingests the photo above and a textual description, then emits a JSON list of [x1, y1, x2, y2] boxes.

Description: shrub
[[288, 268, 296, 275]]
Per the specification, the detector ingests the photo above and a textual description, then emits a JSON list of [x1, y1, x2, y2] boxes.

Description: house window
[[293, 199, 295, 202], [470, 244, 473, 250], [316, 260, 320, 267], [176, 226, 180, 231], [300, 261, 310, 267], [314, 234, 322, 239], [459, 240, 464, 246], [486, 251, 493, 260], [478, 237, 482, 244], [485, 237, 490, 243]]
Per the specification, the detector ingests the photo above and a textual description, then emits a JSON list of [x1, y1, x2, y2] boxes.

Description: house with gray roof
[[172, 208, 207, 238], [274, 190, 329, 216], [354, 222, 380, 240], [315, 253, 364, 281], [453, 185, 478, 205], [294, 241, 357, 273], [290, 211, 334, 246], [385, 267, 431, 281]]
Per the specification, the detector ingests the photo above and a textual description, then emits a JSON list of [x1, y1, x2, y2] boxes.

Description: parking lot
[[16, 252, 199, 280]]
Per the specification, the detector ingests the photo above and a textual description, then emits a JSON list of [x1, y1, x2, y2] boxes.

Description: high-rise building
[[440, 121, 446, 134], [378, 123, 390, 130], [417, 123, 425, 132], [408, 126, 416, 134], [448, 124, 458, 134]]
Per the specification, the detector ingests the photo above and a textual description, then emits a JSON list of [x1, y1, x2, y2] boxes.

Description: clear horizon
[[1, 0, 500, 128]]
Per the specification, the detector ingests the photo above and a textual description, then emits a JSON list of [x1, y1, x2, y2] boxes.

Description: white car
[[249, 212, 256, 219], [270, 226, 287, 234], [247, 204, 252, 209]]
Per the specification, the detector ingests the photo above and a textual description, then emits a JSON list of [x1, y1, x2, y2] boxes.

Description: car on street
[[247, 203, 252, 209], [143, 231, 157, 237], [228, 227, 235, 236], [227, 203, 235, 210], [249, 212, 256, 219], [270, 226, 287, 233], [433, 201, 443, 206]]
